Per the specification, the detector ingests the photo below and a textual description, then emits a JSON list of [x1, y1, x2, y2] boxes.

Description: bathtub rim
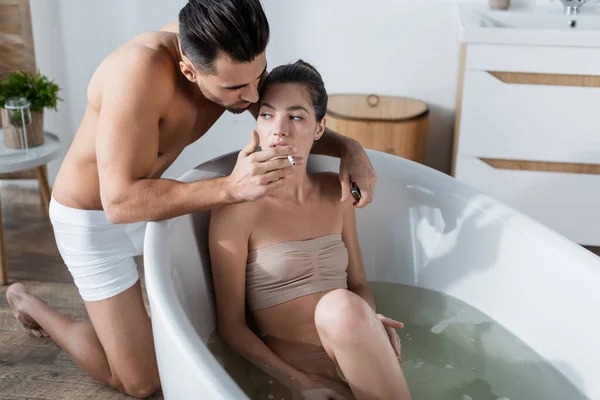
[[144, 219, 250, 399], [144, 148, 600, 399]]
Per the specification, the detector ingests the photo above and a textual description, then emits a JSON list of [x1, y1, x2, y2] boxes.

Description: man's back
[[52, 29, 225, 211]]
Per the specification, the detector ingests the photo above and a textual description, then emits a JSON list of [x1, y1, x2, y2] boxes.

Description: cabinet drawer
[[457, 70, 600, 164], [465, 44, 600, 76], [454, 156, 600, 246]]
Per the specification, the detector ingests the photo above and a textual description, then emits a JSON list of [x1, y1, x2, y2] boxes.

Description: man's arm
[[315, 126, 377, 207], [96, 49, 296, 224], [95, 49, 234, 224]]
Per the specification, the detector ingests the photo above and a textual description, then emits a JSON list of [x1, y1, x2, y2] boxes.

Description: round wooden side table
[[0, 131, 61, 285]]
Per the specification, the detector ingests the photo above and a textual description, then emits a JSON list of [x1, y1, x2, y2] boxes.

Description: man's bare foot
[[6, 283, 48, 338]]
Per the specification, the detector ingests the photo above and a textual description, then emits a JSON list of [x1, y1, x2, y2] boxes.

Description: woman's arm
[[208, 204, 311, 389], [341, 200, 376, 310], [341, 201, 404, 358]]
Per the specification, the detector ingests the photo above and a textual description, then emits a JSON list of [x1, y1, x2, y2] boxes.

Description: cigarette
[[272, 155, 296, 166]]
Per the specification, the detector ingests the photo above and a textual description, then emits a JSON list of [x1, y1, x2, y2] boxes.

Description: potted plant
[[0, 71, 62, 149]]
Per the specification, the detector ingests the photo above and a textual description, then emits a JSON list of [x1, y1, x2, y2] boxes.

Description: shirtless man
[[5, 0, 377, 398]]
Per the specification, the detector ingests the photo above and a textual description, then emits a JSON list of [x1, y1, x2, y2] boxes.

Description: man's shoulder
[[103, 38, 175, 81], [89, 37, 177, 104]]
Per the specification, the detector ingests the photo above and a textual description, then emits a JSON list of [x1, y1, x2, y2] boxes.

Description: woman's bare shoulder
[[210, 200, 261, 231]]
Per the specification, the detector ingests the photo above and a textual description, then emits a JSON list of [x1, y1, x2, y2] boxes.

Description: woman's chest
[[249, 201, 344, 250]]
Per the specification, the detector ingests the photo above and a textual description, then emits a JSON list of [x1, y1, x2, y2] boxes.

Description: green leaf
[[0, 70, 62, 112], [9, 109, 31, 125]]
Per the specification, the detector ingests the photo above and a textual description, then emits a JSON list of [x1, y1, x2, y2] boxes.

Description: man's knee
[[112, 374, 160, 399], [121, 378, 160, 399]]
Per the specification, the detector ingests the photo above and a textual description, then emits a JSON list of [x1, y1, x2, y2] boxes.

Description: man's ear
[[179, 59, 197, 82], [314, 117, 326, 141]]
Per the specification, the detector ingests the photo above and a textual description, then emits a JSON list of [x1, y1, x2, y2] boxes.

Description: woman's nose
[[272, 116, 290, 136]]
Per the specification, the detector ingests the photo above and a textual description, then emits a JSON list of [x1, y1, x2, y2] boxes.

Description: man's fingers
[[355, 189, 373, 208], [252, 145, 297, 162], [340, 174, 351, 203], [256, 158, 292, 174], [264, 177, 286, 192], [260, 168, 292, 184], [240, 130, 260, 157], [255, 157, 302, 174]]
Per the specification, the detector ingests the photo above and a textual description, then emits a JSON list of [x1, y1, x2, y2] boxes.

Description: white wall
[[29, 0, 560, 183], [28, 0, 70, 183]]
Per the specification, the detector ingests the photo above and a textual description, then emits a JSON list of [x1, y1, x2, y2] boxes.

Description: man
[[6, 0, 377, 397]]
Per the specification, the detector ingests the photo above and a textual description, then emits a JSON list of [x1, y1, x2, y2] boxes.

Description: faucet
[[560, 0, 594, 15]]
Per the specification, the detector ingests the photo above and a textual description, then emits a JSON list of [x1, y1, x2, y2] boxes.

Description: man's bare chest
[[150, 97, 224, 177]]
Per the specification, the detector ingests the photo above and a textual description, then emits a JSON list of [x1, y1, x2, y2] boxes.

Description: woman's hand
[[339, 140, 377, 208], [377, 314, 404, 360]]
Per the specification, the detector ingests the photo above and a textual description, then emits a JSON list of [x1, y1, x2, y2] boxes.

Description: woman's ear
[[314, 117, 326, 141]]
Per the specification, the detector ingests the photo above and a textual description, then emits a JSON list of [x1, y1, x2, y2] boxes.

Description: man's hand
[[377, 314, 404, 360], [226, 130, 303, 203], [339, 140, 377, 208]]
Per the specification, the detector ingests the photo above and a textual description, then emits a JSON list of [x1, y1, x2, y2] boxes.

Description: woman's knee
[[314, 289, 372, 340]]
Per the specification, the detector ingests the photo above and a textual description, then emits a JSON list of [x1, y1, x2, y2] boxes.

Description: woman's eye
[[260, 113, 272, 119]]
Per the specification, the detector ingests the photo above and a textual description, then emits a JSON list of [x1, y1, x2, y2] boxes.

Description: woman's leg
[[314, 289, 412, 400], [6, 281, 160, 398]]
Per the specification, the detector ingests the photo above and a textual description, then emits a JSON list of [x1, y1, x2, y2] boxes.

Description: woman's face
[[256, 82, 325, 157]]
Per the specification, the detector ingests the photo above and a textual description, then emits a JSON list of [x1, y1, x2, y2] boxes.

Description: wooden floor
[[0, 181, 598, 400], [0, 182, 163, 400]]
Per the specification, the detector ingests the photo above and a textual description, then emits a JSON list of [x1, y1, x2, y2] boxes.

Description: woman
[[208, 60, 412, 400]]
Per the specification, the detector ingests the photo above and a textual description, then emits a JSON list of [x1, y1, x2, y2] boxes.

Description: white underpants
[[49, 196, 146, 302]]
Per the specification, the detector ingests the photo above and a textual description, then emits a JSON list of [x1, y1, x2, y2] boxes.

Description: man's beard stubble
[[197, 82, 250, 115]]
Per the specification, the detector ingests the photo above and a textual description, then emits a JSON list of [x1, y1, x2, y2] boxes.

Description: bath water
[[208, 282, 588, 400]]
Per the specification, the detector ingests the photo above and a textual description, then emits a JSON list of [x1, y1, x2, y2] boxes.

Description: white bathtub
[[143, 150, 600, 400]]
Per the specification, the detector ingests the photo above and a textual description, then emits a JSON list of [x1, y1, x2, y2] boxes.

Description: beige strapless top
[[246, 234, 349, 311]]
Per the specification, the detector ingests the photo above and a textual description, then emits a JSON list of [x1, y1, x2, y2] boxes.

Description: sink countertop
[[458, 3, 600, 47]]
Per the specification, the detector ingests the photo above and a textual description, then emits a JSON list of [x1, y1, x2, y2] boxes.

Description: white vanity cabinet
[[453, 5, 600, 246]]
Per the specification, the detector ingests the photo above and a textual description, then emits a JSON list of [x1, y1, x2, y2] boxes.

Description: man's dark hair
[[178, 0, 270, 74], [260, 60, 328, 122]]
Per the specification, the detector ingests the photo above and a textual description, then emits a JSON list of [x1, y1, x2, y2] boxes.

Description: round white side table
[[0, 131, 62, 285]]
